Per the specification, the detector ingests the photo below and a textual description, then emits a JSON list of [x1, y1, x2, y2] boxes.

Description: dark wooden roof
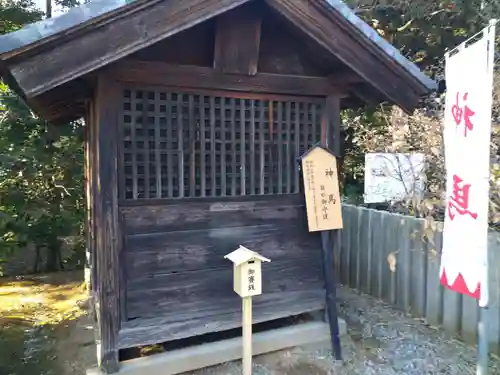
[[0, 0, 437, 123]]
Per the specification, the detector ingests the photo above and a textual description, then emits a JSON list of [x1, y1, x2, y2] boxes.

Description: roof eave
[[0, 0, 148, 59], [324, 0, 437, 94]]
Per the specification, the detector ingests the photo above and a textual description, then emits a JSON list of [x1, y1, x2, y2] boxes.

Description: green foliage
[[347, 0, 494, 73], [0, 84, 85, 273], [0, 0, 86, 275], [341, 1, 500, 220], [0, 0, 42, 34]]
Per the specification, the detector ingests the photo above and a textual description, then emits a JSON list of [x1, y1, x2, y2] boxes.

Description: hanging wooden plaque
[[301, 146, 343, 232]]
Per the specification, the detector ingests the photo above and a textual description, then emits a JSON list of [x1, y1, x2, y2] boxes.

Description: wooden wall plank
[[118, 290, 324, 349], [125, 223, 319, 276], [126, 257, 323, 319], [121, 194, 306, 234]]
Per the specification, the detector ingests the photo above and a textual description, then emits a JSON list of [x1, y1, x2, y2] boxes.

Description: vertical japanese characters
[[301, 147, 343, 232], [448, 95, 477, 221], [247, 267, 255, 292]]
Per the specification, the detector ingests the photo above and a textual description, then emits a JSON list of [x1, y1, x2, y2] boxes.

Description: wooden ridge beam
[[111, 60, 357, 97]]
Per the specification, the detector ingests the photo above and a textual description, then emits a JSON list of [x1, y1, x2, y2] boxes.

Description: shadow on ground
[[0, 271, 95, 375]]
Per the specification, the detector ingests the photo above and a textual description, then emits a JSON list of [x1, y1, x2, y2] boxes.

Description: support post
[[321, 231, 342, 360], [93, 75, 121, 374], [242, 296, 253, 375], [320, 94, 343, 360]]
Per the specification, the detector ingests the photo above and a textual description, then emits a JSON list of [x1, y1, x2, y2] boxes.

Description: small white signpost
[[224, 246, 271, 375]]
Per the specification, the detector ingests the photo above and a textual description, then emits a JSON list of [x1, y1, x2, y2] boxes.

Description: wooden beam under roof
[[110, 60, 360, 97]]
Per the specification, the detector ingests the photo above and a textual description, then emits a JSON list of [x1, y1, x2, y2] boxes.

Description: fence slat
[[371, 211, 385, 299], [349, 207, 359, 288], [487, 234, 500, 355], [425, 225, 443, 327], [461, 294, 479, 344], [382, 212, 399, 304], [396, 216, 411, 312], [358, 208, 371, 293], [442, 275, 463, 336], [339, 205, 348, 285], [355, 207, 362, 289], [410, 219, 427, 317]]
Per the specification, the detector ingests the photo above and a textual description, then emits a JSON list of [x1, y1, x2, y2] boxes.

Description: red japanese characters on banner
[[451, 92, 475, 137], [447, 174, 478, 221]]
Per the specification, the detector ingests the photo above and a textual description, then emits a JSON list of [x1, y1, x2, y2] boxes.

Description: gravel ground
[[186, 286, 500, 375]]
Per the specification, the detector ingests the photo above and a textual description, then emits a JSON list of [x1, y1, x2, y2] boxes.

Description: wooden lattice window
[[120, 88, 323, 200]]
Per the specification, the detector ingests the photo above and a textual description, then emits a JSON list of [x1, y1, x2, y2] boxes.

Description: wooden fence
[[335, 205, 500, 353]]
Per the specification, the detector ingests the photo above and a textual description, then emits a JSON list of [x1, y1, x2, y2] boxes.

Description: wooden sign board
[[301, 146, 343, 232]]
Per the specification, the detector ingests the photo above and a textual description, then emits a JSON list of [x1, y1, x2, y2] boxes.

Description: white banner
[[440, 24, 496, 307]]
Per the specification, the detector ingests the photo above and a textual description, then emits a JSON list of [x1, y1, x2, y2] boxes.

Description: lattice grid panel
[[120, 88, 323, 200]]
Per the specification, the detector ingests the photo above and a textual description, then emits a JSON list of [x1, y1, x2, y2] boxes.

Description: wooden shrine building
[[0, 0, 436, 373]]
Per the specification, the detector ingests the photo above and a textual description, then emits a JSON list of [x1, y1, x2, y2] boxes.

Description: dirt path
[[188, 288, 500, 375], [1, 272, 499, 375], [0, 271, 95, 375]]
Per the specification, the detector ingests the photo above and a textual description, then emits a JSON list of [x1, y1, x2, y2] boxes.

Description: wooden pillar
[[320, 94, 343, 360], [92, 75, 121, 374], [84, 104, 92, 293]]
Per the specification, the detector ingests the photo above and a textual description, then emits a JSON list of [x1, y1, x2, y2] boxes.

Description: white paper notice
[[364, 153, 425, 204]]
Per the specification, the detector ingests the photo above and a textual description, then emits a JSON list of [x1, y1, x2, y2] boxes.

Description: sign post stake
[[322, 94, 343, 360], [321, 230, 342, 360], [224, 246, 271, 375], [300, 141, 343, 360], [242, 296, 252, 375]]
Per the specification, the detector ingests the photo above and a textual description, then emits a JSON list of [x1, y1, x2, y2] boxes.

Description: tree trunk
[[33, 245, 41, 274], [46, 0, 52, 19]]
